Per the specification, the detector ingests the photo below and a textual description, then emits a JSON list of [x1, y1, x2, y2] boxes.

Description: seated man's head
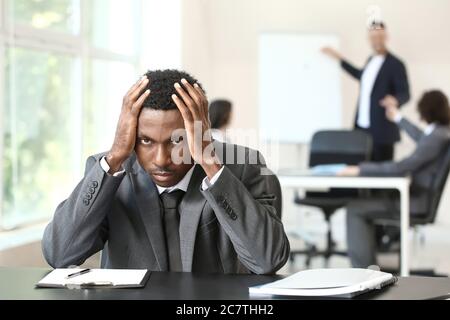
[[418, 90, 450, 126], [136, 69, 203, 187]]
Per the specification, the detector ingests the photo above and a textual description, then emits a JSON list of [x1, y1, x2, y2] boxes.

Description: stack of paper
[[249, 268, 396, 298]]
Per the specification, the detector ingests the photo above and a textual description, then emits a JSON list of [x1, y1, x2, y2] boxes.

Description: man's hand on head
[[171, 79, 222, 180], [106, 76, 150, 173]]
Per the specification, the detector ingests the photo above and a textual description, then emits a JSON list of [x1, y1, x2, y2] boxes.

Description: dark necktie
[[160, 189, 185, 272]]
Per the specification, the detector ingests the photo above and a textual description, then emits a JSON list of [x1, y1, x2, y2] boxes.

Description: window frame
[[0, 0, 146, 230], [0, 2, 4, 229]]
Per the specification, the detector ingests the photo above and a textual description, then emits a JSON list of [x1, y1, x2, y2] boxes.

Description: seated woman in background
[[209, 99, 233, 142], [339, 90, 450, 268]]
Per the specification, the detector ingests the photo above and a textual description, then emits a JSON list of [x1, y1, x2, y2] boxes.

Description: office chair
[[374, 145, 450, 276], [290, 130, 373, 267]]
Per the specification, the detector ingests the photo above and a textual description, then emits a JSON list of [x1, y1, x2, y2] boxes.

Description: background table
[[278, 174, 411, 276], [0, 268, 449, 300]]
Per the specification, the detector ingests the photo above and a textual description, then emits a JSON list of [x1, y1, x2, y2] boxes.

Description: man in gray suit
[[42, 69, 290, 274], [338, 90, 450, 268]]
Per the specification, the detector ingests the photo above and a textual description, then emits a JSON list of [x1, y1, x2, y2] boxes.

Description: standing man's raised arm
[[321, 46, 363, 80], [340, 59, 363, 80]]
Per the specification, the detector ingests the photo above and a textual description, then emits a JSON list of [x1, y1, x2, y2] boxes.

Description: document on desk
[[311, 163, 347, 175], [277, 164, 347, 176], [249, 268, 396, 298], [36, 269, 150, 289]]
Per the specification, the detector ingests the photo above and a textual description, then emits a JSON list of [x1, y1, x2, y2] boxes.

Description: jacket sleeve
[[340, 59, 363, 80], [392, 60, 410, 107], [42, 155, 125, 268], [200, 152, 290, 275], [398, 117, 424, 143], [360, 133, 446, 177]]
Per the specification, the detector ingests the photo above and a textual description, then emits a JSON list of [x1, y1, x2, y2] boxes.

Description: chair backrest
[[309, 130, 373, 166], [307, 130, 373, 198], [420, 144, 450, 224]]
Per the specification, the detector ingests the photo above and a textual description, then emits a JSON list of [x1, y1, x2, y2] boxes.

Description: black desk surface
[[1, 267, 449, 300]]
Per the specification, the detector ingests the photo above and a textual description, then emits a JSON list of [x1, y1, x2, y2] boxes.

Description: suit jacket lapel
[[129, 159, 168, 271], [178, 165, 207, 272]]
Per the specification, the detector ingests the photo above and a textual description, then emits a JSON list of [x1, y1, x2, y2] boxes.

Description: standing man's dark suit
[[42, 142, 290, 274], [341, 52, 410, 161]]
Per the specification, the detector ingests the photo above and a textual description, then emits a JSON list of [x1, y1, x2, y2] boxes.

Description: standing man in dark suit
[[42, 69, 290, 274], [322, 21, 410, 161]]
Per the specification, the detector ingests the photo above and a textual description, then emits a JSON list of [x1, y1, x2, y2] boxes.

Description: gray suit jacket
[[42, 142, 290, 274], [360, 118, 450, 214]]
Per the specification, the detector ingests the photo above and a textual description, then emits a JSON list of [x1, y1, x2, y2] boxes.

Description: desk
[[278, 174, 411, 276], [0, 268, 449, 300]]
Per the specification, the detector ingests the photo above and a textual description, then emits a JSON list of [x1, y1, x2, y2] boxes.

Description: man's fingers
[[174, 82, 199, 119], [193, 83, 208, 112], [131, 89, 150, 115], [181, 78, 203, 107], [128, 77, 150, 103], [380, 96, 398, 110], [126, 76, 147, 97], [125, 76, 144, 96], [172, 94, 193, 122], [380, 97, 389, 106]]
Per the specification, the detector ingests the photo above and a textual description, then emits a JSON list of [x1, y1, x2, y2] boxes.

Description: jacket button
[[90, 181, 98, 188], [83, 198, 90, 206], [85, 193, 93, 200], [230, 213, 238, 220], [88, 187, 95, 194]]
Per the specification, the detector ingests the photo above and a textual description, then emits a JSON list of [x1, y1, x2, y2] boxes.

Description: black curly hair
[[142, 69, 204, 110]]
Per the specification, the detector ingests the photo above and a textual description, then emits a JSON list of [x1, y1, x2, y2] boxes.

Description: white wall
[[181, 0, 450, 224]]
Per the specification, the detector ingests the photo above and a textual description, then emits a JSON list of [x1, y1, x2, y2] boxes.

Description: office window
[[3, 47, 80, 228], [83, 59, 136, 159], [10, 0, 80, 34], [0, 0, 182, 230], [89, 0, 140, 56]]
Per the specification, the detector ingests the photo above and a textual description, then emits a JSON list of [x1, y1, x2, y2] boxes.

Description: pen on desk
[[65, 268, 91, 279]]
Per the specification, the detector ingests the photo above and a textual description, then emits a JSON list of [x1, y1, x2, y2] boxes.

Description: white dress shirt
[[100, 157, 224, 192], [357, 55, 386, 129], [424, 123, 437, 136]]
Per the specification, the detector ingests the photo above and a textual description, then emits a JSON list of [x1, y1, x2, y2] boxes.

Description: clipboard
[[36, 268, 151, 289]]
